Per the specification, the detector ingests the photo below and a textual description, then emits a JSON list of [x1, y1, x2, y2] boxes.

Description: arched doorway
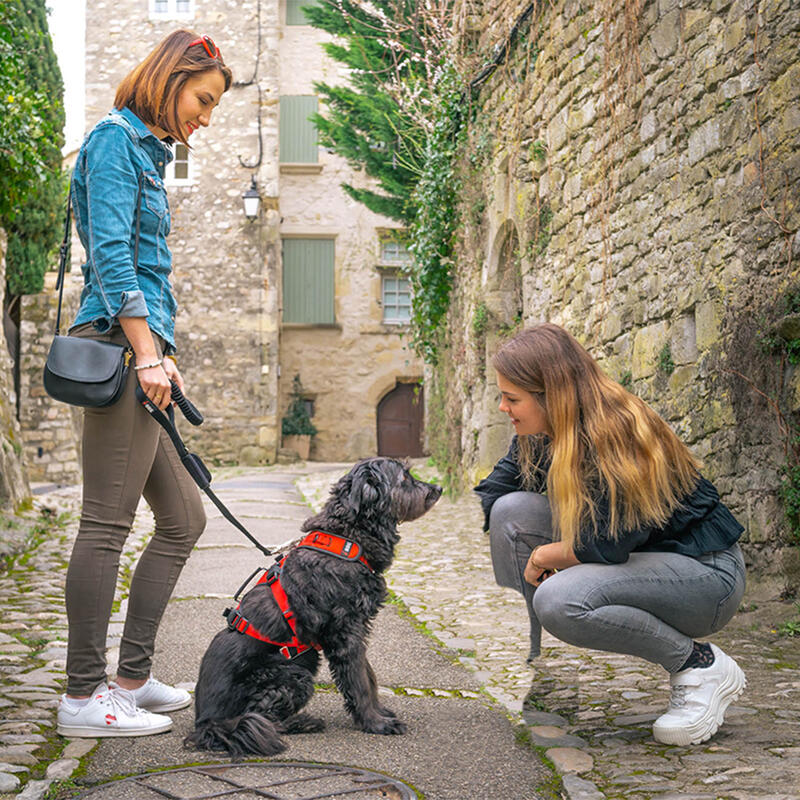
[[377, 382, 424, 457]]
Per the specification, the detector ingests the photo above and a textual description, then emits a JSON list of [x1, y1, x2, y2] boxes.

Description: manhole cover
[[72, 762, 419, 799]]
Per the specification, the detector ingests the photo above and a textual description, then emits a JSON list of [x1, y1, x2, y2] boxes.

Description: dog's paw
[[282, 712, 325, 734], [362, 715, 407, 736]]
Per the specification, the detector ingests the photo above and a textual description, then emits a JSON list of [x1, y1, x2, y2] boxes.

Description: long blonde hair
[[492, 323, 700, 551]]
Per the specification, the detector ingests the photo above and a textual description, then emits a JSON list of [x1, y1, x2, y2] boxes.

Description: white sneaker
[[112, 676, 191, 713], [653, 643, 746, 745], [57, 683, 173, 738]]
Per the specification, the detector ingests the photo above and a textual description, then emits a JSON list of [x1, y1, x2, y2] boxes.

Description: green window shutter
[[286, 0, 318, 25], [282, 238, 335, 324], [279, 96, 318, 163]]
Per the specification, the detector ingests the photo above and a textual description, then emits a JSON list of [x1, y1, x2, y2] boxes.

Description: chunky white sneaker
[[113, 676, 191, 713], [653, 643, 746, 745], [57, 684, 173, 738]]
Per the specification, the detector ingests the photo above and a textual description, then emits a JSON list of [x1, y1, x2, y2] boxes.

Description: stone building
[[432, 0, 799, 579], [17, 0, 424, 479]]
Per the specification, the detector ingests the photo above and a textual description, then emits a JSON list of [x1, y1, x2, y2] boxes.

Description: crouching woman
[[475, 323, 746, 746]]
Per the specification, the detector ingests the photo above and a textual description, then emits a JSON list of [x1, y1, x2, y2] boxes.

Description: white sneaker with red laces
[[652, 643, 746, 746], [113, 676, 191, 713], [57, 683, 172, 738]]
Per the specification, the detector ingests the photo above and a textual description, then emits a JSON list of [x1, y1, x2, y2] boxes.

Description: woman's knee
[[489, 492, 552, 540], [532, 574, 578, 636], [153, 490, 206, 550]]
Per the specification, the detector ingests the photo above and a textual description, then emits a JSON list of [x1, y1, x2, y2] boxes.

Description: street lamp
[[242, 176, 261, 221]]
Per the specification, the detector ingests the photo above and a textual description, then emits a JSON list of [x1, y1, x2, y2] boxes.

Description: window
[[377, 232, 412, 323], [282, 238, 335, 324], [150, 0, 193, 19], [279, 96, 318, 164], [379, 236, 413, 266], [286, 0, 319, 25], [382, 274, 412, 323], [165, 143, 193, 185]]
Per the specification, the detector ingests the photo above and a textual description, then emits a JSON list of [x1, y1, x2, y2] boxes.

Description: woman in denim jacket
[[56, 31, 232, 739], [475, 323, 746, 746]]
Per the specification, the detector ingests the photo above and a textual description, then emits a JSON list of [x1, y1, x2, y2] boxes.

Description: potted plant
[[281, 374, 317, 460]]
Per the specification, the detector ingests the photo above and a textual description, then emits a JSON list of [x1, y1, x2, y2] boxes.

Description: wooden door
[[377, 383, 424, 457]]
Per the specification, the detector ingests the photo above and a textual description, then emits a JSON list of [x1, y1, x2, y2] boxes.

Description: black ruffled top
[[473, 436, 744, 564]]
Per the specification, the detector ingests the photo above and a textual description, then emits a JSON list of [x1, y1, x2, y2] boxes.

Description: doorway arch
[[376, 382, 424, 457]]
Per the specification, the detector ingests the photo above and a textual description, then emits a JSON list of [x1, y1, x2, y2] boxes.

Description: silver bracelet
[[133, 359, 163, 371]]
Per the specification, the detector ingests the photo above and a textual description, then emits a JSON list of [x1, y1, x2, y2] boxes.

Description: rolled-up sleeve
[[83, 125, 148, 320]]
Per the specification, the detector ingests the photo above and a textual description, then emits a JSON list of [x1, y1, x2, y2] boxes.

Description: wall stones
[[19, 272, 82, 485], [442, 0, 799, 576]]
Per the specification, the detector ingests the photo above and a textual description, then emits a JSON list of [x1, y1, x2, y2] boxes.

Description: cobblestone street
[[0, 462, 799, 799]]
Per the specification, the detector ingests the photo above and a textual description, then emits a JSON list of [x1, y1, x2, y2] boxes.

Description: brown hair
[[492, 323, 700, 551], [114, 29, 233, 146]]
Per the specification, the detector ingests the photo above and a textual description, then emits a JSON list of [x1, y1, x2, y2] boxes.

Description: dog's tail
[[184, 713, 286, 757]]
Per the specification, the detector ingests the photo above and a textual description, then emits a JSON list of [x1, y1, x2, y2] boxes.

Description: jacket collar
[[111, 107, 174, 169]]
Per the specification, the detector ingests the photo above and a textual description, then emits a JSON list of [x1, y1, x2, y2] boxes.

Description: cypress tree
[[303, 0, 440, 225]]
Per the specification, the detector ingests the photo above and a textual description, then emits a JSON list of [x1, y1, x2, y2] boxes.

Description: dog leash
[[135, 383, 273, 558]]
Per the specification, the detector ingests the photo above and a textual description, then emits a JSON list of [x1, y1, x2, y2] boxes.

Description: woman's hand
[[161, 357, 184, 396], [137, 363, 172, 410], [524, 547, 555, 586], [523, 542, 580, 586]]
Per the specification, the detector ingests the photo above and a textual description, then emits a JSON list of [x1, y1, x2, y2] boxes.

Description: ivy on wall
[[0, 0, 66, 297], [407, 62, 465, 364]]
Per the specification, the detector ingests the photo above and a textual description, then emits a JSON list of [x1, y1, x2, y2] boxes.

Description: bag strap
[[55, 174, 144, 336], [53, 194, 73, 335]]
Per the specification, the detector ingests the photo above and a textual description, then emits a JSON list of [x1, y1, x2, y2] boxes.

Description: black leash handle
[[171, 382, 203, 426], [134, 383, 272, 558]]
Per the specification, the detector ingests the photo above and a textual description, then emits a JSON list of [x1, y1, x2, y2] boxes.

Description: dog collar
[[296, 531, 374, 573]]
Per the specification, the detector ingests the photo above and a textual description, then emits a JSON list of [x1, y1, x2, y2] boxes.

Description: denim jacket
[[70, 107, 177, 349]]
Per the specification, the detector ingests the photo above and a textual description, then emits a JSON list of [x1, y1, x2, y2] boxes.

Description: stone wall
[[0, 230, 30, 509], [439, 0, 799, 576], [19, 270, 82, 485]]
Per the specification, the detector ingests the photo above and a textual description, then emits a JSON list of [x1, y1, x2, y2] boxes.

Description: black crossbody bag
[[43, 179, 142, 407]]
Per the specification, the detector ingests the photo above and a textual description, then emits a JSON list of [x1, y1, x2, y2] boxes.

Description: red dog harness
[[223, 531, 373, 659]]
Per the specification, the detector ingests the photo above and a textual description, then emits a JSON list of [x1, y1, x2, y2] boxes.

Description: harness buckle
[[225, 608, 249, 634]]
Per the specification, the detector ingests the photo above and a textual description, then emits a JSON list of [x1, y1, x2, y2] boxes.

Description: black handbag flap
[[45, 336, 126, 383]]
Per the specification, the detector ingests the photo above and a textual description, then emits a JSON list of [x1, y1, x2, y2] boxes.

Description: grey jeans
[[65, 324, 206, 695], [489, 492, 746, 672]]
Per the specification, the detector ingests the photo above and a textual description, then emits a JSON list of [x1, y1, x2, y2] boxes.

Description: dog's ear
[[347, 459, 392, 518]]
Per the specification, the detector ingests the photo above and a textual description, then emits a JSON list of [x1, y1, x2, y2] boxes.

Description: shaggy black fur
[[185, 457, 441, 757]]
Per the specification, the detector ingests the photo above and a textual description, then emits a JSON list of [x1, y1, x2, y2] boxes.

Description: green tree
[[0, 0, 66, 297], [304, 0, 465, 363], [304, 0, 451, 224]]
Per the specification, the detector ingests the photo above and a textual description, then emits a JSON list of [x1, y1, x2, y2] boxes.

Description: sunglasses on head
[[189, 35, 221, 60]]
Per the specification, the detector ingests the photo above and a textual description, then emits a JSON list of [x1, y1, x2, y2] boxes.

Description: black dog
[[185, 457, 441, 757]]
